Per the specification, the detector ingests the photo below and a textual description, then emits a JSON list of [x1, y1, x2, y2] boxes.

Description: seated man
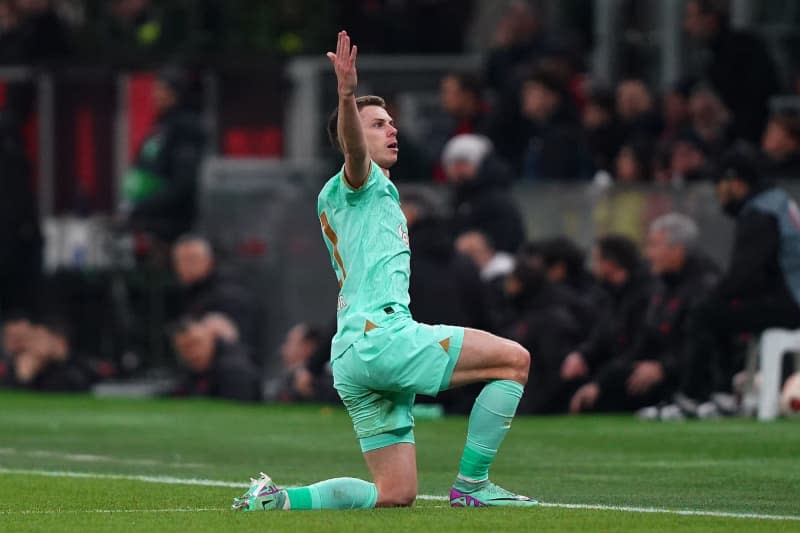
[[560, 235, 654, 397], [665, 148, 800, 418], [172, 234, 258, 353], [171, 313, 261, 402], [570, 214, 720, 413]]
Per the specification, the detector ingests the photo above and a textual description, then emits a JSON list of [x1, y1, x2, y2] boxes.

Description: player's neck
[[380, 166, 390, 178]]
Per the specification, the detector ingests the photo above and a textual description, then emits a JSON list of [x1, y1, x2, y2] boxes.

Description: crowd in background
[[1, 1, 800, 419]]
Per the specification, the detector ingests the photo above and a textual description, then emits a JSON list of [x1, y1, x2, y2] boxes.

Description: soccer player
[[233, 31, 537, 511]]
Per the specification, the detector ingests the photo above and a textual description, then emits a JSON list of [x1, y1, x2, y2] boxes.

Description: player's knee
[[376, 486, 416, 507], [509, 343, 530, 385]]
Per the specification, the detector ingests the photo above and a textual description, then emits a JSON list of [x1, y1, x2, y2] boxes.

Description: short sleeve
[[342, 161, 383, 204]]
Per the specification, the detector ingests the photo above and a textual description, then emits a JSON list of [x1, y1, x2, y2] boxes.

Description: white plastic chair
[[758, 328, 800, 421]]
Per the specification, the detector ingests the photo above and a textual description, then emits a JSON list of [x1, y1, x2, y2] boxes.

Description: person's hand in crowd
[[626, 360, 664, 396], [569, 382, 600, 414], [293, 367, 315, 399], [561, 351, 589, 381]]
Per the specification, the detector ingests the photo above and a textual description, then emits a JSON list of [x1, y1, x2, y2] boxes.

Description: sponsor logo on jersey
[[398, 224, 409, 247]]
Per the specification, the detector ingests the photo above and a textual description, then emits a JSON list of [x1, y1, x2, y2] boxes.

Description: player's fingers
[[350, 44, 358, 66], [343, 33, 350, 58], [326, 52, 336, 64], [336, 31, 343, 57]]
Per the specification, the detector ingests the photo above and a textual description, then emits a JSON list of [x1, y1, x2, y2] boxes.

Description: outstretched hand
[[326, 31, 358, 97]]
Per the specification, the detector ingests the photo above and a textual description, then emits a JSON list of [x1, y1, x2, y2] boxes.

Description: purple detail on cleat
[[449, 488, 486, 507], [256, 485, 281, 498]]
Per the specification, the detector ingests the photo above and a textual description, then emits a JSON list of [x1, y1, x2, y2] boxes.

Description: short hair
[[650, 213, 699, 248], [443, 72, 483, 100], [596, 234, 641, 274], [769, 111, 800, 144], [539, 237, 586, 280], [327, 95, 387, 153], [174, 233, 213, 256], [524, 69, 566, 98]]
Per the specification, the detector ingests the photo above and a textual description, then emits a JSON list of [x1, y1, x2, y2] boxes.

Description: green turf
[[0, 391, 798, 532]]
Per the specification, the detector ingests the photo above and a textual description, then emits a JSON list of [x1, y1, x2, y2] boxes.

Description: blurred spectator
[[431, 72, 490, 182], [1, 321, 89, 392], [0, 0, 70, 63], [123, 66, 207, 244], [485, 0, 549, 93], [659, 80, 693, 147], [171, 234, 258, 353], [0, 111, 42, 319], [443, 134, 525, 253], [561, 235, 654, 403], [671, 148, 800, 417], [616, 78, 663, 145], [686, 84, 732, 159], [502, 258, 584, 413], [440, 72, 489, 138], [665, 132, 712, 184], [403, 197, 490, 331], [614, 140, 654, 183], [683, 0, 779, 142], [571, 214, 720, 414], [171, 314, 261, 402], [455, 230, 514, 285], [520, 70, 591, 180], [264, 323, 329, 403], [582, 88, 625, 175], [538, 236, 606, 317], [761, 111, 800, 179]]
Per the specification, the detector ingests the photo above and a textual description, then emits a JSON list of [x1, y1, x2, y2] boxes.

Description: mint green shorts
[[331, 317, 465, 452]]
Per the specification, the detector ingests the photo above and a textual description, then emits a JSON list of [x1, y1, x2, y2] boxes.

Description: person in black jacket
[[683, 0, 780, 143], [520, 69, 592, 181], [123, 66, 207, 243], [443, 134, 525, 254], [668, 148, 800, 417], [570, 214, 720, 413], [562, 235, 654, 411], [502, 259, 586, 414], [171, 235, 258, 353], [171, 314, 261, 402]]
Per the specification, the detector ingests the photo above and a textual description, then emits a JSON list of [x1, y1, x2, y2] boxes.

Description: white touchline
[[1, 467, 798, 522]]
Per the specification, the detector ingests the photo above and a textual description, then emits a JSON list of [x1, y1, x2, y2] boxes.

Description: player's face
[[359, 105, 398, 169]]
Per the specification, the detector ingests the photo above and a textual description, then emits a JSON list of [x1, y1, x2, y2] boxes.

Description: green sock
[[456, 380, 524, 490], [283, 478, 378, 510]]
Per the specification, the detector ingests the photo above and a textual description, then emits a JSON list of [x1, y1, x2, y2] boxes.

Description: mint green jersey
[[317, 161, 412, 358]]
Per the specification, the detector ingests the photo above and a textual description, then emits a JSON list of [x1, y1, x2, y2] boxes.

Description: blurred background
[[1, 0, 800, 415]]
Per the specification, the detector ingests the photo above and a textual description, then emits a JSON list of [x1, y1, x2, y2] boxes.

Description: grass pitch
[[0, 391, 798, 532]]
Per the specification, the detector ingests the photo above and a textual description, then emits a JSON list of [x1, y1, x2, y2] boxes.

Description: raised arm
[[327, 31, 370, 189]]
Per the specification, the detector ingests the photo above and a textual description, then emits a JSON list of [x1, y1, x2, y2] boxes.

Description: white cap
[[441, 134, 493, 168]]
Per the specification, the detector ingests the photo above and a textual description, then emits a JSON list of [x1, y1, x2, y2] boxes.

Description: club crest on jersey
[[337, 294, 347, 312], [398, 224, 409, 247]]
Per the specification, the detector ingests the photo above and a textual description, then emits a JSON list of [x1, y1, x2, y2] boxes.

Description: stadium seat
[[758, 328, 800, 421]]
